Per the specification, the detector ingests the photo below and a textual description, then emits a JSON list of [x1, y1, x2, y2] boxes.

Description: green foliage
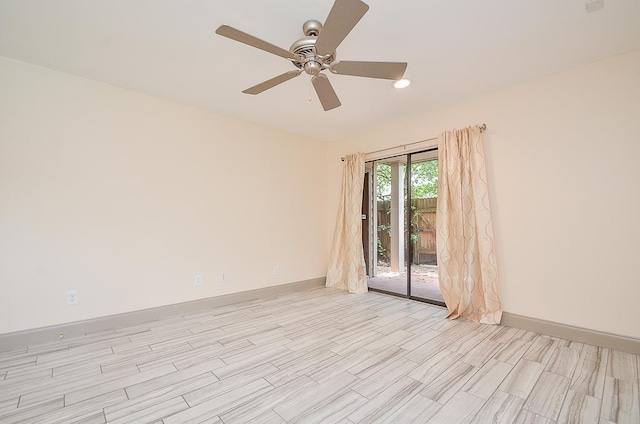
[[374, 160, 437, 265], [377, 238, 388, 262], [410, 205, 419, 244], [411, 160, 438, 199], [375, 163, 392, 199], [375, 160, 438, 200], [377, 222, 391, 263]]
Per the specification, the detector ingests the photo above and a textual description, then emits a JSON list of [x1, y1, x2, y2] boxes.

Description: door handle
[[361, 214, 367, 219]]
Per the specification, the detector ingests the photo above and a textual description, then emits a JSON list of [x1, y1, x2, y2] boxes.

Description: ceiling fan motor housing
[[290, 20, 336, 75]]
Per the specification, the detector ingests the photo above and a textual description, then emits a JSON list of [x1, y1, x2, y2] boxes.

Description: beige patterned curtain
[[326, 153, 367, 294], [437, 126, 503, 324]]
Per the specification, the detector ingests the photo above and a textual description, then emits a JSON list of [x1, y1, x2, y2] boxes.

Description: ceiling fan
[[215, 0, 407, 111]]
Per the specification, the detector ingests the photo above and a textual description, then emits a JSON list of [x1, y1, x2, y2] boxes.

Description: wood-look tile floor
[[0, 288, 638, 424]]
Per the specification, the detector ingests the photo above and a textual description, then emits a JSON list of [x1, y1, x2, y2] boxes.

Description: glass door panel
[[408, 151, 444, 305], [366, 159, 408, 296]]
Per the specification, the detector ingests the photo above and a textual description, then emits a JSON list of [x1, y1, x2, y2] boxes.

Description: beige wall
[[327, 49, 640, 339], [3, 48, 639, 340], [0, 57, 328, 334]]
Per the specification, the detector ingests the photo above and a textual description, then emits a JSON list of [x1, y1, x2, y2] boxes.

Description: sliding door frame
[[366, 148, 446, 308]]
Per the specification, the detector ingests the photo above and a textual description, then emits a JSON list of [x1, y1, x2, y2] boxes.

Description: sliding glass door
[[364, 150, 444, 306], [366, 159, 408, 296], [408, 151, 443, 304]]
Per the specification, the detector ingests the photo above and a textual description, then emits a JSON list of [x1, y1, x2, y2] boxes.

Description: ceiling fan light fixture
[[393, 79, 411, 89], [304, 61, 322, 75]]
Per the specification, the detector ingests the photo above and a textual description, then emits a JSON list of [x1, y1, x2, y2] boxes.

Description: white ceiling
[[1, 0, 639, 142]]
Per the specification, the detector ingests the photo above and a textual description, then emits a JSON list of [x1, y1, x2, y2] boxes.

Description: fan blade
[[312, 74, 341, 111], [331, 61, 407, 80], [216, 25, 299, 61], [242, 70, 302, 95], [315, 0, 369, 56]]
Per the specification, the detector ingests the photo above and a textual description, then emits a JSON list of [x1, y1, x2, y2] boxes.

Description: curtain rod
[[341, 123, 486, 161]]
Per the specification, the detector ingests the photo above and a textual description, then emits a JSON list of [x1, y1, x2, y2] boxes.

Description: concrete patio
[[367, 264, 444, 303]]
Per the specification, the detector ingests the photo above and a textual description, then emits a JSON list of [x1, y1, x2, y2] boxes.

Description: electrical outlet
[[586, 0, 604, 12], [194, 275, 202, 286], [220, 272, 226, 282], [67, 290, 78, 305], [273, 266, 280, 276]]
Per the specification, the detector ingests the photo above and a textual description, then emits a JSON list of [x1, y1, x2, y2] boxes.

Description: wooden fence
[[377, 198, 437, 265]]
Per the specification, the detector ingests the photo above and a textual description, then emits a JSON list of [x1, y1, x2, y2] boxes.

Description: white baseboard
[[502, 312, 640, 354], [0, 277, 325, 352]]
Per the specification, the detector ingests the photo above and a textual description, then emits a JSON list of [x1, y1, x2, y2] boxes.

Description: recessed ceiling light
[[393, 79, 411, 89]]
